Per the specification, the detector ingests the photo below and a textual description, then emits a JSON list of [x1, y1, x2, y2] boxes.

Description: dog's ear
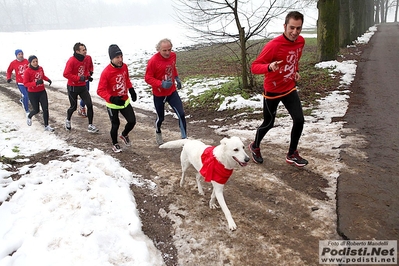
[[220, 137, 228, 146]]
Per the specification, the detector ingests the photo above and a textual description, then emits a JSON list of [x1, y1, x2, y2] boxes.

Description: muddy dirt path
[[0, 72, 340, 265]]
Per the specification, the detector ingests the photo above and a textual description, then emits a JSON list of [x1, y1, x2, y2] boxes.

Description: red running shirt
[[23, 66, 50, 93], [7, 59, 29, 84], [144, 52, 179, 97], [97, 63, 133, 103], [251, 34, 305, 94]]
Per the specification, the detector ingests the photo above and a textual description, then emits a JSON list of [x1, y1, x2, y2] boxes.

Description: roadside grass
[[176, 37, 341, 113]]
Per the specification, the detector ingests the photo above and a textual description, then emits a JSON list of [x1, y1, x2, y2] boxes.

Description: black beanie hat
[[28, 55, 37, 64], [108, 44, 122, 60]]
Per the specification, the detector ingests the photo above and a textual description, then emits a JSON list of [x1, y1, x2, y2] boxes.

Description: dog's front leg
[[180, 171, 185, 187], [210, 182, 237, 231], [209, 188, 218, 209], [195, 173, 205, 195]]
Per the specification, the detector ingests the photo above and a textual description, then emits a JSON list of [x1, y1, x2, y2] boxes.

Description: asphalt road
[[337, 23, 399, 241]]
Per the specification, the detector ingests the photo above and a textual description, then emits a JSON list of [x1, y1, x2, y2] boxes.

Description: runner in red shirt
[[145, 38, 186, 145], [63, 42, 98, 133], [97, 44, 137, 153], [23, 55, 54, 132], [248, 11, 308, 167], [6, 49, 30, 115]]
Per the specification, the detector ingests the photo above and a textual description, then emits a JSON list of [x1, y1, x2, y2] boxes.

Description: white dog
[[159, 136, 249, 230]]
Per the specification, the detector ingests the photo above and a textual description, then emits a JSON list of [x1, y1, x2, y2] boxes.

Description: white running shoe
[[88, 124, 99, 133], [78, 106, 87, 117], [156, 132, 163, 145], [44, 125, 55, 132], [65, 119, 71, 131]]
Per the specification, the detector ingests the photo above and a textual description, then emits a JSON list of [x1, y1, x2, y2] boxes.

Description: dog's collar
[[200, 146, 233, 184]]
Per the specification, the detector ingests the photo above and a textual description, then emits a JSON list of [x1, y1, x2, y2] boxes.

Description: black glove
[[47, 79, 52, 86], [175, 76, 182, 90], [79, 76, 85, 82], [87, 76, 93, 82], [89, 71, 93, 76], [129, 88, 137, 102], [7, 79, 12, 83], [110, 96, 125, 106], [36, 79, 43, 85]]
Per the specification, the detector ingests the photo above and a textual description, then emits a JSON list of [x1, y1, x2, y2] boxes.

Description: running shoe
[[65, 119, 71, 131], [156, 132, 163, 145], [27, 117, 32, 126], [88, 124, 99, 133], [286, 151, 308, 167], [248, 142, 263, 164], [119, 134, 131, 146], [78, 106, 87, 117], [44, 125, 55, 132], [112, 143, 122, 153]]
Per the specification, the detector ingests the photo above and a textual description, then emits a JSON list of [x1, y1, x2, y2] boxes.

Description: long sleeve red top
[[23, 66, 50, 93], [251, 34, 305, 94], [97, 63, 133, 107], [7, 59, 29, 84], [144, 52, 179, 97], [63, 55, 91, 87]]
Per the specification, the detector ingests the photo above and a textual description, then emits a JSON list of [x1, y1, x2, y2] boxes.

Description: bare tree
[[172, 0, 301, 90], [384, 0, 397, 21], [395, 0, 399, 22], [374, 0, 396, 23]]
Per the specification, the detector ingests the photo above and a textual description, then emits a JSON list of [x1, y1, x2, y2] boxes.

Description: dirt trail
[[0, 72, 339, 265]]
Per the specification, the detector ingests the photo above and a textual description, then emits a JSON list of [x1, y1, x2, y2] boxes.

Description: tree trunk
[[349, 0, 362, 41], [366, 0, 375, 28], [375, 0, 380, 23], [317, 0, 340, 61], [359, 0, 367, 34], [380, 0, 385, 23], [339, 0, 351, 47], [384, 0, 389, 22], [239, 27, 249, 90], [395, 0, 399, 22]]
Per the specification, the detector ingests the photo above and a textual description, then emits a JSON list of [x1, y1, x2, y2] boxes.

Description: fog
[[0, 0, 174, 32]]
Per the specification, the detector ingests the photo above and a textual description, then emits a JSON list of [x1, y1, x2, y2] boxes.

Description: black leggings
[[28, 90, 49, 126], [106, 104, 136, 145], [254, 90, 304, 154], [67, 85, 93, 124]]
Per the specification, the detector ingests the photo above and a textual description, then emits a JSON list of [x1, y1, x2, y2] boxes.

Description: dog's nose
[[245, 156, 250, 162]]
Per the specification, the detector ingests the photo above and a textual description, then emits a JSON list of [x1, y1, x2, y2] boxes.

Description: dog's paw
[[209, 202, 220, 209], [198, 188, 205, 195], [228, 221, 237, 231]]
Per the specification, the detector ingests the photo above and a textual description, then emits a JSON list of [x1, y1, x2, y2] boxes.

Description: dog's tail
[[159, 139, 190, 149]]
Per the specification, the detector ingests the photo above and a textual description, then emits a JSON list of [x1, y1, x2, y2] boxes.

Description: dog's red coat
[[200, 146, 233, 184]]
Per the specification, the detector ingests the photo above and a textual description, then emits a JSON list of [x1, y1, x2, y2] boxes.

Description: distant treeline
[[0, 0, 167, 32]]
